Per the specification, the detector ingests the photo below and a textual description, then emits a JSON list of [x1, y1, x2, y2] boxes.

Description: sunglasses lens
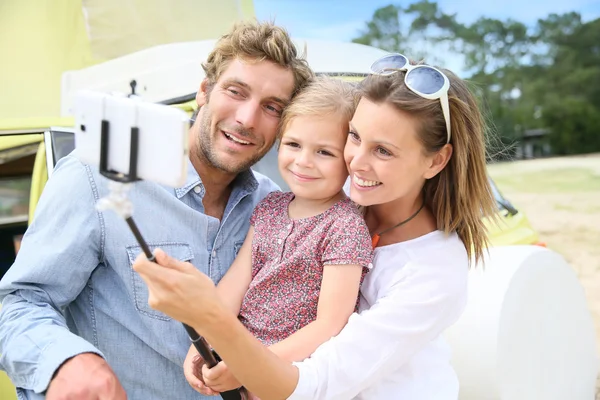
[[406, 67, 445, 95], [371, 54, 408, 74]]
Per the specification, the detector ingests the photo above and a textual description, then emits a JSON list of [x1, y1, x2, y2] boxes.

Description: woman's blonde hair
[[360, 69, 497, 264], [202, 20, 314, 97], [279, 77, 360, 137]]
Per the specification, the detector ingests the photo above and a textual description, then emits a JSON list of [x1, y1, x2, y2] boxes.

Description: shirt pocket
[[126, 242, 194, 321]]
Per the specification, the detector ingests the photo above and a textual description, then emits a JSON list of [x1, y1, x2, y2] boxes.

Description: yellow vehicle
[[484, 178, 542, 247]]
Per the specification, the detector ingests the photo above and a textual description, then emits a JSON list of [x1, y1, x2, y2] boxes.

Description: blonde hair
[[360, 70, 497, 264], [202, 20, 314, 96], [279, 77, 359, 137]]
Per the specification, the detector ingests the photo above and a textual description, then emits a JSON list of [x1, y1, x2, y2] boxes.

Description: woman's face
[[344, 97, 434, 207]]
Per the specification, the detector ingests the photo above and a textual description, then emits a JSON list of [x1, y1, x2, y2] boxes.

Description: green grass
[[490, 167, 600, 193]]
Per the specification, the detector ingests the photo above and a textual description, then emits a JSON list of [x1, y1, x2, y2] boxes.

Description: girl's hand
[[183, 344, 220, 396], [132, 249, 220, 328], [202, 361, 242, 392]]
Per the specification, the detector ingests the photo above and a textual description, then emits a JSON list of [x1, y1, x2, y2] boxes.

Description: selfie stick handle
[[183, 326, 244, 400], [183, 324, 219, 365], [125, 217, 155, 262], [97, 120, 242, 400], [124, 217, 242, 399]]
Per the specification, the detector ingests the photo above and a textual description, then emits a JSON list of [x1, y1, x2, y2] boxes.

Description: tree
[[352, 2, 600, 156]]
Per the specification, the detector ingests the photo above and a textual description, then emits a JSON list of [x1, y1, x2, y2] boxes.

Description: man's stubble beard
[[194, 103, 273, 175]]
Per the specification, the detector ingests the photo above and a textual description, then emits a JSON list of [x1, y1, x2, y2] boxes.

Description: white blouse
[[288, 230, 469, 400]]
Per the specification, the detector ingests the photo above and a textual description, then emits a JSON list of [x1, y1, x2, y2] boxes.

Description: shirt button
[[193, 186, 201, 194]]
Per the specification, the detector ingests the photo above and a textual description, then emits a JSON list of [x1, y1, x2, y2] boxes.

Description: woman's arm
[[268, 263, 362, 362], [215, 226, 255, 316], [286, 261, 468, 399]]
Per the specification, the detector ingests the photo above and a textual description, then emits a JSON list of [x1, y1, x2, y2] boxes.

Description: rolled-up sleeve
[[0, 156, 105, 394], [287, 261, 467, 400]]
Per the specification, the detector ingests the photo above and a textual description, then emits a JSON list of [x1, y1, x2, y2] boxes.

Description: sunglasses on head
[[369, 53, 451, 144]]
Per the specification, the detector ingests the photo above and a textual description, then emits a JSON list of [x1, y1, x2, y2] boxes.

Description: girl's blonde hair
[[360, 69, 497, 264], [279, 77, 360, 136]]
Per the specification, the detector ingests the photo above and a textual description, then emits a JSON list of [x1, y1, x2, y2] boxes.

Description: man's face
[[194, 58, 295, 174]]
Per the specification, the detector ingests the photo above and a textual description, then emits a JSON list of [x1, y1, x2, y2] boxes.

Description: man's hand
[[183, 344, 219, 396], [202, 361, 242, 393], [46, 353, 127, 400]]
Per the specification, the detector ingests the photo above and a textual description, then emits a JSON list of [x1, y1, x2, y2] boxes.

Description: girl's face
[[344, 98, 437, 207], [278, 115, 349, 201]]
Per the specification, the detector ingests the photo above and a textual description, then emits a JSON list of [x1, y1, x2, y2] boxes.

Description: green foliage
[[543, 98, 600, 155], [352, 2, 600, 156]]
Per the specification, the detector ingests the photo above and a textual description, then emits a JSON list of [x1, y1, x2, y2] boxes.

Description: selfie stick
[[95, 120, 243, 400]]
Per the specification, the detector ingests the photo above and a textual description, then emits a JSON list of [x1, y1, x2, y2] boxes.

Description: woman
[[134, 53, 497, 399]]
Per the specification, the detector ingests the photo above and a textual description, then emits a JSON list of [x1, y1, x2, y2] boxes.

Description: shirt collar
[[174, 159, 259, 198]]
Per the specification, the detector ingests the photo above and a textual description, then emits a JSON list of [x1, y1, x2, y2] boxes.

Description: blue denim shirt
[[0, 152, 278, 399]]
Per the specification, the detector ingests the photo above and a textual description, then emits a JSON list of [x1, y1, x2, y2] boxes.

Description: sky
[[253, 0, 600, 75], [254, 0, 600, 42]]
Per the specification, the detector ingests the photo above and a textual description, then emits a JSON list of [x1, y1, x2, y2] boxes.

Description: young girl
[[134, 53, 498, 400], [188, 77, 373, 394]]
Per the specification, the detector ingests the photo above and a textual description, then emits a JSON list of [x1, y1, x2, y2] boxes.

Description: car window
[[253, 145, 289, 191], [50, 130, 76, 166], [0, 176, 31, 226], [488, 177, 518, 215], [45, 129, 75, 177], [0, 133, 42, 277]]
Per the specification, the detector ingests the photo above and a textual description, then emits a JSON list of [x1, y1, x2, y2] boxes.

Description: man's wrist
[[36, 334, 104, 394], [52, 352, 103, 379]]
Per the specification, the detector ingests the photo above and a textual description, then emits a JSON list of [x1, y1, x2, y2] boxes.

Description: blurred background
[[0, 0, 599, 397]]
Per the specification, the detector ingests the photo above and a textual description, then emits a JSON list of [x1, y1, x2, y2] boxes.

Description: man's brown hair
[[202, 20, 314, 97]]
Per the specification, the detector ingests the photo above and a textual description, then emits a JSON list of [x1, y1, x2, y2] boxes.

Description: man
[[0, 21, 313, 399]]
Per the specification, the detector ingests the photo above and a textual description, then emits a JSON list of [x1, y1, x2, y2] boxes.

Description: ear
[[424, 144, 453, 180], [196, 79, 210, 108]]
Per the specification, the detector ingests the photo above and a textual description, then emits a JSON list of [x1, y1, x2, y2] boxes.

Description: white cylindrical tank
[[445, 245, 598, 399]]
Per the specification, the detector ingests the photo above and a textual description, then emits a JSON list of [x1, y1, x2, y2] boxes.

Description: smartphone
[[73, 91, 189, 187]]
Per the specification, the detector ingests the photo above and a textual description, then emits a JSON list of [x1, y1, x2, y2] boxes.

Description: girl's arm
[[267, 263, 363, 362], [215, 226, 255, 316]]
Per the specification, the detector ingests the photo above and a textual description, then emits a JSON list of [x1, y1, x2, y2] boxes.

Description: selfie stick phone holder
[[95, 119, 243, 400]]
